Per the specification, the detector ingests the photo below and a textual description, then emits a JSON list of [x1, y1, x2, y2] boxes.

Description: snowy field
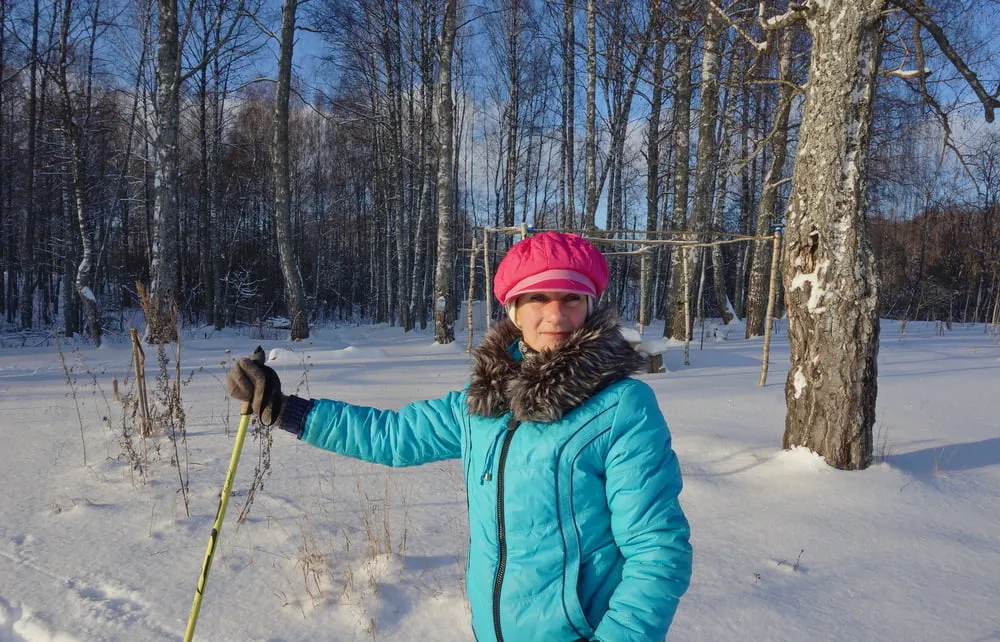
[[0, 317, 998, 642]]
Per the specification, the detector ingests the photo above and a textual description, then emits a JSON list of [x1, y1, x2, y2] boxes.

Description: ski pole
[[183, 346, 265, 642]]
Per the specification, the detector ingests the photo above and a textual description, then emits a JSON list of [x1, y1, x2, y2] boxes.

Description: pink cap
[[493, 232, 608, 305]]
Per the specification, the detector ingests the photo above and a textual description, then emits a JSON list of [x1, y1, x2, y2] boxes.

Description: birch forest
[[0, 0, 998, 358]]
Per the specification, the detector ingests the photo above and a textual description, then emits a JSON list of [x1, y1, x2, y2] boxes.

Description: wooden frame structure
[[464, 226, 784, 385]]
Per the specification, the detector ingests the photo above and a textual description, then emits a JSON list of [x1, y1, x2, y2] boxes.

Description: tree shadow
[[887, 438, 1000, 476]]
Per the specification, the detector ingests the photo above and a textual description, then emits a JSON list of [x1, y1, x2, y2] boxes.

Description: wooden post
[[467, 239, 478, 354], [129, 328, 154, 437], [483, 228, 492, 330], [638, 250, 649, 334], [683, 246, 691, 366], [759, 228, 783, 386], [989, 285, 999, 337]]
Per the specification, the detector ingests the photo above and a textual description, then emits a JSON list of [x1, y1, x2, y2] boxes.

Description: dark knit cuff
[[277, 395, 313, 437]]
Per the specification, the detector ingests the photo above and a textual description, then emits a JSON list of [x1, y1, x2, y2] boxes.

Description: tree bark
[[560, 0, 576, 230], [583, 0, 597, 230], [19, 0, 42, 330], [273, 0, 309, 340], [687, 5, 725, 325], [56, 0, 102, 346], [434, 0, 458, 344], [747, 28, 794, 338], [664, 12, 694, 338], [782, 3, 886, 470], [640, 29, 666, 329], [148, 0, 181, 342]]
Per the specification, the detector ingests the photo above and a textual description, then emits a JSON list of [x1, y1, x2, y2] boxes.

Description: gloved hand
[[225, 356, 284, 426]]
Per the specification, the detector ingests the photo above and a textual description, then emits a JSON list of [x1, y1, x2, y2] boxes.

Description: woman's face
[[514, 291, 589, 352]]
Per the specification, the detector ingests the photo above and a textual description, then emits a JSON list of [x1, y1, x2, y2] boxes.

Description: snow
[[790, 259, 830, 313], [791, 366, 807, 398], [1, 319, 999, 641]]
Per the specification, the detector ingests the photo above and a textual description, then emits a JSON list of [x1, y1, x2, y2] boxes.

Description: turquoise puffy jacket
[[288, 308, 692, 641]]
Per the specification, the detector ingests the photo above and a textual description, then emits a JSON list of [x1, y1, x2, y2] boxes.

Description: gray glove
[[225, 354, 284, 426]]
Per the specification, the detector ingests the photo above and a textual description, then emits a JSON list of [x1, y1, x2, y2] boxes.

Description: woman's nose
[[544, 299, 568, 319]]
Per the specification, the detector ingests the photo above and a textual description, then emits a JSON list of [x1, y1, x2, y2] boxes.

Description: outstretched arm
[[286, 392, 465, 467]]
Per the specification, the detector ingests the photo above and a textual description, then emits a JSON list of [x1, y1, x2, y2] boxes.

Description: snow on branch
[[885, 68, 932, 79], [759, 1, 810, 31]]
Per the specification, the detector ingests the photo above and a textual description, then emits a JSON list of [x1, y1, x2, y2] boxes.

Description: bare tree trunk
[[782, 3, 886, 470], [560, 0, 576, 229], [210, 49, 226, 330], [640, 28, 666, 329], [711, 76, 735, 324], [273, 0, 309, 340], [687, 5, 724, 326], [434, 0, 458, 344], [410, 0, 437, 330], [148, 0, 181, 342], [0, 0, 6, 323], [664, 13, 694, 338], [19, 0, 42, 330], [583, 0, 597, 230], [502, 3, 521, 232], [56, 0, 102, 346], [747, 28, 794, 338]]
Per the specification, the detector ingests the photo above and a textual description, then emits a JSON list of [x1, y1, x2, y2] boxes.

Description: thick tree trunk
[[433, 0, 457, 344], [747, 29, 794, 338], [273, 0, 309, 340], [782, 3, 885, 471], [148, 0, 181, 343]]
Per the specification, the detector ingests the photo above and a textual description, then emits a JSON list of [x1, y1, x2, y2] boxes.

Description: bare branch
[[890, 0, 1000, 122], [708, 0, 766, 53]]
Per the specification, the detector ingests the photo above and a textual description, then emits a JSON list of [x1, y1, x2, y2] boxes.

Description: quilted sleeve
[[594, 381, 692, 642], [299, 390, 465, 467]]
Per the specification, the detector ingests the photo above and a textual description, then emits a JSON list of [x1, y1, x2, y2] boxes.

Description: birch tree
[[147, 0, 246, 342], [582, 0, 597, 229], [434, 0, 458, 344], [664, 3, 695, 339], [18, 0, 43, 330], [55, 0, 102, 345], [273, 0, 309, 339], [777, 2, 886, 470], [746, 26, 795, 338], [778, 0, 1000, 469]]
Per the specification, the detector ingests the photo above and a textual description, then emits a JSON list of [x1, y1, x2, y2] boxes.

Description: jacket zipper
[[492, 417, 521, 642]]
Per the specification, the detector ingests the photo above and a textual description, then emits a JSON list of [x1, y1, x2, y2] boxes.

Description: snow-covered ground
[[0, 318, 998, 641]]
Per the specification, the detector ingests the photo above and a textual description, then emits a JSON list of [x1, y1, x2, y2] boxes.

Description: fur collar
[[466, 305, 644, 423]]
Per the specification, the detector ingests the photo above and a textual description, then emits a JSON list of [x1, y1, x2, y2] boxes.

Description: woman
[[227, 231, 692, 641]]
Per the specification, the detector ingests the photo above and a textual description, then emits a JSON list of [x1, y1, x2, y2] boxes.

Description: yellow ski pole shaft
[[184, 347, 264, 642]]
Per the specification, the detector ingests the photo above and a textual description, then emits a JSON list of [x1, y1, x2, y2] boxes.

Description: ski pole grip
[[241, 346, 266, 416]]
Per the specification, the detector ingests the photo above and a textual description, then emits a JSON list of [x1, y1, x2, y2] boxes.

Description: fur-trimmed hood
[[466, 305, 644, 423]]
